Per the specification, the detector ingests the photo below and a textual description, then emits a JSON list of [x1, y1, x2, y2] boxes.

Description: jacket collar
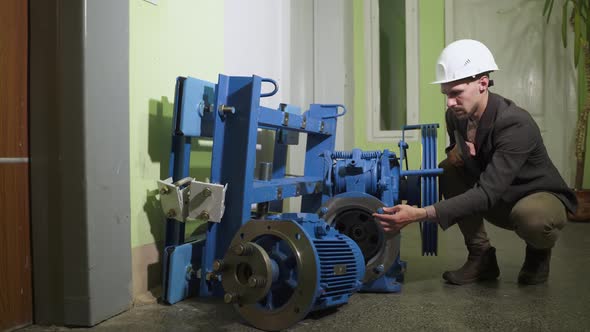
[[474, 92, 501, 148]]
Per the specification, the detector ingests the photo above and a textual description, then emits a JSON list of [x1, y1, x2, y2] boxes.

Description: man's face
[[441, 78, 483, 120]]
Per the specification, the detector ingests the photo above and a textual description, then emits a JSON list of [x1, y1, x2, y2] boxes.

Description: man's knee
[[510, 192, 567, 249]]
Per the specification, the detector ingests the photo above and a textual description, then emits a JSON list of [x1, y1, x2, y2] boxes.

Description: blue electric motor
[[159, 74, 442, 331], [218, 213, 365, 331]]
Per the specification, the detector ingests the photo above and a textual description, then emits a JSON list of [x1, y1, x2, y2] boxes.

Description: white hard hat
[[431, 39, 499, 84]]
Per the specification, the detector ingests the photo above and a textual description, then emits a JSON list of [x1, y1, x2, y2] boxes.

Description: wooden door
[[0, 0, 32, 330]]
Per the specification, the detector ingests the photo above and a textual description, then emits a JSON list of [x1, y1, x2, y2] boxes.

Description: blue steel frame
[[161, 74, 443, 303], [203, 75, 340, 296], [163, 75, 341, 303], [399, 124, 443, 255], [162, 76, 216, 302]]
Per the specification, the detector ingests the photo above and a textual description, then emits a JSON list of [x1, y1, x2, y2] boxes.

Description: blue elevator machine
[[157, 75, 442, 331]]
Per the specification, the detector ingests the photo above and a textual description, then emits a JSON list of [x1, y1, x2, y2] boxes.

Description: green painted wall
[[130, 0, 224, 248], [418, 1, 446, 161], [352, 0, 367, 150], [379, 0, 407, 131], [353, 0, 446, 170]]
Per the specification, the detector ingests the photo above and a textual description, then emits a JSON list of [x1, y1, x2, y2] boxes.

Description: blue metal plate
[[163, 240, 204, 304], [178, 77, 216, 137]]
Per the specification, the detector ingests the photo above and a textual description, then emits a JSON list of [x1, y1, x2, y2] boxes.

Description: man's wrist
[[417, 208, 428, 221], [423, 205, 438, 221]]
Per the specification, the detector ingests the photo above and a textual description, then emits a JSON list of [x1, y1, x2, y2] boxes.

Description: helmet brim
[[430, 69, 499, 85]]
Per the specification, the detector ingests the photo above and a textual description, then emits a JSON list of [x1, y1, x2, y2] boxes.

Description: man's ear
[[478, 76, 489, 93]]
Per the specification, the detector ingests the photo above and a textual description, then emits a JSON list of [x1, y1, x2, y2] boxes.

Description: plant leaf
[[563, 1, 569, 48], [546, 0, 556, 23], [575, 10, 581, 66], [544, 0, 552, 16]]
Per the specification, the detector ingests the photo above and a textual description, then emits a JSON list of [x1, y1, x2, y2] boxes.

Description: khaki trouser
[[439, 159, 567, 250]]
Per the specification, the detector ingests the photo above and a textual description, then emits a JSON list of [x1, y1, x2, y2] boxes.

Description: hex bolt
[[218, 104, 236, 115], [247, 276, 257, 288], [205, 272, 217, 281], [248, 276, 267, 288], [199, 210, 210, 220], [315, 224, 328, 237], [319, 207, 329, 217], [186, 265, 195, 279], [212, 260, 224, 272], [314, 182, 322, 194], [224, 293, 239, 304], [373, 264, 385, 274], [202, 187, 212, 197], [232, 243, 255, 256], [202, 102, 211, 113]]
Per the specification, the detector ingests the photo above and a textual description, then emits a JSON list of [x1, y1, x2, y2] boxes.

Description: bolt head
[[247, 276, 258, 288], [212, 260, 223, 272], [199, 211, 210, 220], [374, 264, 385, 273], [232, 244, 245, 255], [224, 293, 238, 304]]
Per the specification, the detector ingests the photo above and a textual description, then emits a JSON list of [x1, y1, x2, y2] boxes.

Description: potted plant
[[544, 0, 590, 221]]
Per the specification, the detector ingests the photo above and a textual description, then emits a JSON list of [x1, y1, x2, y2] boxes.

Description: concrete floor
[[21, 221, 590, 332]]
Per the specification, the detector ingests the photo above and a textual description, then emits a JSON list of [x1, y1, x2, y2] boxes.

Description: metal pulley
[[319, 192, 401, 285]]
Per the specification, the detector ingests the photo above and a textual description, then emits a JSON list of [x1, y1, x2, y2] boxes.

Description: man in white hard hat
[[374, 39, 577, 285]]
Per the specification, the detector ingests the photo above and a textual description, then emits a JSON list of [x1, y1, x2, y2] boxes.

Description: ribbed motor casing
[[312, 233, 365, 310], [263, 213, 366, 312]]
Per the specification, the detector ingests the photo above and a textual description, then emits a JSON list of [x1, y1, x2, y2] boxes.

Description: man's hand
[[372, 205, 428, 234], [448, 142, 476, 167], [448, 144, 464, 167], [466, 141, 476, 157]]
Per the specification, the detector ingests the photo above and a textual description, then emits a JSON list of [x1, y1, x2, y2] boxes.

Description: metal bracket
[[188, 181, 227, 223], [158, 178, 227, 223], [157, 177, 192, 222]]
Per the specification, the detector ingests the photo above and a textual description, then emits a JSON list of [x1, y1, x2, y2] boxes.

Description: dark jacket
[[434, 92, 577, 230]]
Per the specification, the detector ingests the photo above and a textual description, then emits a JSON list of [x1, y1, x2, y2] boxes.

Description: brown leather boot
[[518, 245, 551, 285], [443, 246, 500, 285]]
